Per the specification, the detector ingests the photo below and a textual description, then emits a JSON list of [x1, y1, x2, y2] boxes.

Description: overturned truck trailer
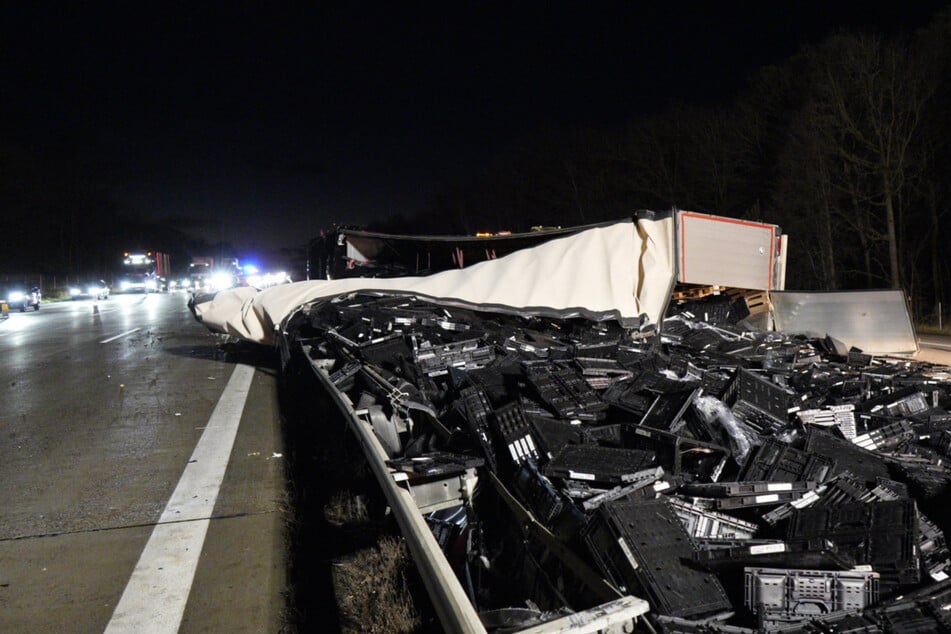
[[191, 210, 946, 633]]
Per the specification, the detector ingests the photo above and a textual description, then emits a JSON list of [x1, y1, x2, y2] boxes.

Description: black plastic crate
[[692, 537, 856, 571], [459, 386, 499, 472], [513, 460, 564, 525], [787, 500, 920, 587], [680, 480, 818, 499], [543, 444, 657, 485], [527, 416, 584, 460], [580, 423, 728, 481], [387, 451, 484, 477], [640, 387, 701, 433], [745, 567, 879, 627], [523, 363, 608, 421], [802, 428, 891, 484], [358, 333, 412, 370], [601, 381, 655, 418], [583, 497, 731, 618], [741, 438, 836, 483], [736, 368, 797, 422], [621, 424, 729, 481], [491, 402, 541, 470]]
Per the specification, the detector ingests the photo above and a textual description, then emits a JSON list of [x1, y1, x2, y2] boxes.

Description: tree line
[[384, 11, 951, 320], [0, 140, 238, 282]]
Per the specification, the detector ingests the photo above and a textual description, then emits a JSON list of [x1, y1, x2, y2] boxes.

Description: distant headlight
[[146, 280, 157, 290], [8, 291, 24, 302], [69, 288, 82, 296], [211, 273, 233, 291], [120, 281, 131, 291]]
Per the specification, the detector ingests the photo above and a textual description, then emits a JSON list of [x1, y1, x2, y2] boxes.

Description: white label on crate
[[792, 491, 819, 508], [767, 483, 793, 492], [516, 438, 529, 458], [569, 470, 595, 481], [749, 543, 786, 555], [755, 494, 780, 503], [618, 537, 639, 570], [635, 427, 651, 437], [525, 435, 538, 455]]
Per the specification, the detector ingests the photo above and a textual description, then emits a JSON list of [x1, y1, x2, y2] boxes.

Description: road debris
[[283, 290, 951, 632]]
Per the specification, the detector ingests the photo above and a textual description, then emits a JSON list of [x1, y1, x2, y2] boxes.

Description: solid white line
[[99, 328, 142, 344], [104, 363, 256, 633]]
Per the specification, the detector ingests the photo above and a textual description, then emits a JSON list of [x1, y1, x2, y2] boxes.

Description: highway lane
[[0, 293, 287, 633], [916, 333, 951, 365]]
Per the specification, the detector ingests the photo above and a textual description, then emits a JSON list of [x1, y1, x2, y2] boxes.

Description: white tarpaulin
[[191, 217, 676, 345]]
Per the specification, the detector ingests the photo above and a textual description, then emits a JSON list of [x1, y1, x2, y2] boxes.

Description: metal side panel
[[771, 290, 918, 355], [676, 210, 781, 290]]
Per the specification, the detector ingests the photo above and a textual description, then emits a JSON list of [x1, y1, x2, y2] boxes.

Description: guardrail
[[311, 361, 487, 633], [307, 357, 651, 633]]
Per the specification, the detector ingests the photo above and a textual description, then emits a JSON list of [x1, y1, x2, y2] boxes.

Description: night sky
[[2, 2, 947, 259]]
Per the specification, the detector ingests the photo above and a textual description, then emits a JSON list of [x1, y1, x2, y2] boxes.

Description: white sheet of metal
[[771, 289, 918, 355], [677, 211, 779, 290]]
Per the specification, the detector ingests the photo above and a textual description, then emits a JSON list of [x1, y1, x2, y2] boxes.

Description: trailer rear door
[[676, 211, 784, 291]]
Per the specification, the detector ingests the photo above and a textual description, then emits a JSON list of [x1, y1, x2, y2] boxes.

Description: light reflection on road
[[0, 306, 40, 347], [0, 293, 192, 351]]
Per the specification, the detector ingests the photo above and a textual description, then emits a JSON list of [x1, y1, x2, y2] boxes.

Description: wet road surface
[[0, 293, 287, 632]]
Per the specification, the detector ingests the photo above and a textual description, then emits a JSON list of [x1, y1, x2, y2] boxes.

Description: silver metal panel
[[771, 290, 918, 355], [514, 596, 650, 634], [677, 211, 780, 290], [406, 469, 478, 513]]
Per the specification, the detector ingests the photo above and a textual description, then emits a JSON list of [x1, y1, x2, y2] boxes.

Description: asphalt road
[[917, 333, 951, 365], [0, 293, 287, 633]]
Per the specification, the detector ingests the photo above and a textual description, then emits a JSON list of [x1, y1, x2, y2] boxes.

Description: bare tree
[[811, 33, 937, 290]]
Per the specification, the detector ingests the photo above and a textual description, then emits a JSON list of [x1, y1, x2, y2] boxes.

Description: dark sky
[[2, 2, 947, 260]]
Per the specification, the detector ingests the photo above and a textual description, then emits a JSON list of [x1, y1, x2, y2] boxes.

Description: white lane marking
[[104, 363, 256, 633], [99, 328, 141, 344], [921, 341, 951, 351]]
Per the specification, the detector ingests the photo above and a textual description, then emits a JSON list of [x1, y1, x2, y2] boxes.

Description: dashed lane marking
[[99, 328, 141, 344], [104, 363, 255, 633]]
